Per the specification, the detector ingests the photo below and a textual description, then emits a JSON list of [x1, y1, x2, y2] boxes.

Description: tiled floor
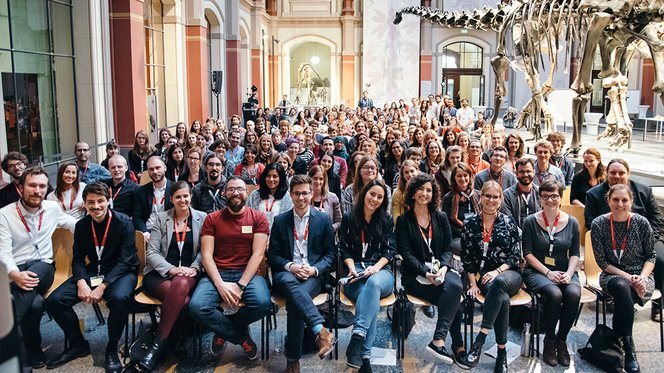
[[34, 296, 664, 372]]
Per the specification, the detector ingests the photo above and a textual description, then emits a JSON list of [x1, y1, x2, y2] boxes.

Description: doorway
[[441, 42, 484, 107]]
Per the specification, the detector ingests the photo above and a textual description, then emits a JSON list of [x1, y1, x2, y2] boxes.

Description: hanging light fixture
[[311, 42, 319, 64]]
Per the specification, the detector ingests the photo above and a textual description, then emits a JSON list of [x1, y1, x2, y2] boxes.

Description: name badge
[[544, 257, 556, 266], [241, 225, 253, 234], [90, 275, 105, 288]]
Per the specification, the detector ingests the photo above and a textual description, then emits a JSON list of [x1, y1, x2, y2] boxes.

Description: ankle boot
[[622, 336, 640, 373], [138, 336, 168, 371], [494, 348, 508, 373]]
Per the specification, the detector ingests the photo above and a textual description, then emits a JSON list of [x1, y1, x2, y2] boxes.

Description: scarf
[[450, 188, 481, 227]]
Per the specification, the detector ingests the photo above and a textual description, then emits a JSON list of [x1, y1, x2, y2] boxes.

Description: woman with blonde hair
[[391, 160, 420, 222], [128, 130, 158, 174]]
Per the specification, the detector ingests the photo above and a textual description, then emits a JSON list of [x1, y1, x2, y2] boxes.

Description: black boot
[[494, 348, 508, 373], [622, 336, 640, 373], [464, 333, 486, 368], [137, 336, 168, 371]]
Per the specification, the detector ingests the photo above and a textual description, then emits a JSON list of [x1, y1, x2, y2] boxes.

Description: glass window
[[442, 42, 482, 69], [0, 1, 10, 49], [144, 0, 165, 129], [10, 0, 49, 53], [50, 1, 72, 55]]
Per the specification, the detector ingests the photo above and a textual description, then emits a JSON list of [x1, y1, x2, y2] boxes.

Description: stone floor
[[32, 293, 664, 373]]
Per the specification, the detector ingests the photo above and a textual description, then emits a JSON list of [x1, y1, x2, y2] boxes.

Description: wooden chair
[[584, 230, 663, 351], [47, 228, 105, 326], [574, 269, 599, 326], [246, 184, 259, 197], [561, 187, 572, 206], [139, 171, 151, 185]]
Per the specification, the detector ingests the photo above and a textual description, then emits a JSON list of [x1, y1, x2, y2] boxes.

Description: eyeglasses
[[188, 157, 200, 161], [292, 191, 311, 198], [540, 194, 560, 201], [362, 166, 377, 172], [226, 187, 247, 194], [482, 194, 502, 200]]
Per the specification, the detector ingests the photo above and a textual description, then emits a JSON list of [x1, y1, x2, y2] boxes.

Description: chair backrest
[[139, 171, 151, 185], [561, 187, 572, 206], [561, 204, 587, 247], [52, 228, 74, 278], [135, 230, 147, 273], [583, 230, 601, 284]]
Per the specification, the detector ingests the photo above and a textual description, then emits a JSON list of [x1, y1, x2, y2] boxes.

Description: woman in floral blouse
[[461, 180, 521, 373]]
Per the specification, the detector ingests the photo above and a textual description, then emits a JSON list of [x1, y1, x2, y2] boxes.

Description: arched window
[[442, 42, 482, 69]]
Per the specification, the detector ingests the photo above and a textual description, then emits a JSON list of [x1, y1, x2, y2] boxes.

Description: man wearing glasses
[[267, 175, 336, 372], [75, 142, 111, 184], [189, 176, 272, 360]]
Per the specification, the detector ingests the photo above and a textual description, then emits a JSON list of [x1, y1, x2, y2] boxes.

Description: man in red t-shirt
[[189, 176, 271, 360]]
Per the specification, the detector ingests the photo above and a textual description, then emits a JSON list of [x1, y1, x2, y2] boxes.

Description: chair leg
[[659, 298, 663, 352], [123, 314, 130, 358], [334, 288, 339, 360], [574, 304, 584, 326], [93, 303, 105, 325], [260, 317, 265, 360], [602, 298, 607, 325], [595, 298, 600, 326]]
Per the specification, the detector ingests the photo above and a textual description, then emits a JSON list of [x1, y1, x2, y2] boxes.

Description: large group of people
[[1, 94, 663, 373]]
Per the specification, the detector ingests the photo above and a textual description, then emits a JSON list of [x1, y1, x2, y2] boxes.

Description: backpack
[[391, 290, 416, 338], [577, 324, 624, 373]]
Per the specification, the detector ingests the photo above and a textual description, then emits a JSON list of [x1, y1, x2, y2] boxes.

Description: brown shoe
[[316, 328, 336, 359], [286, 360, 301, 373], [556, 338, 570, 367], [542, 336, 558, 366]]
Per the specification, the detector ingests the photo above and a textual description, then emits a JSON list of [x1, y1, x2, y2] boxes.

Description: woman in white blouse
[[246, 162, 293, 230], [47, 162, 85, 219]]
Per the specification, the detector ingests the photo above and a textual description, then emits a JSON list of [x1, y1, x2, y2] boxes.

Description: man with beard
[[192, 154, 227, 213], [0, 167, 77, 369], [474, 146, 517, 191], [584, 159, 664, 321], [1, 152, 54, 208], [75, 142, 111, 184], [501, 158, 541, 229], [133, 156, 173, 240], [105, 155, 139, 217], [46, 182, 138, 372], [225, 130, 245, 172], [466, 140, 489, 176], [482, 131, 505, 163], [456, 98, 475, 132], [189, 176, 272, 360], [532, 140, 566, 188], [267, 175, 336, 372]]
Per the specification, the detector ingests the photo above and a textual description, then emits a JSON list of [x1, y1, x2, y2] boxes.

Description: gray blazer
[[144, 207, 207, 276]]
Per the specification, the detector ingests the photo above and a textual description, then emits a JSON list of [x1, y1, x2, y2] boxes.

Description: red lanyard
[[152, 193, 166, 206], [91, 211, 113, 274], [174, 216, 188, 267], [265, 198, 277, 212], [111, 185, 123, 200], [60, 189, 76, 211], [312, 199, 325, 210], [610, 213, 632, 262], [13, 182, 22, 197], [293, 221, 309, 241], [419, 216, 433, 254], [482, 218, 494, 243], [80, 163, 88, 179], [16, 202, 44, 234], [550, 157, 563, 170]]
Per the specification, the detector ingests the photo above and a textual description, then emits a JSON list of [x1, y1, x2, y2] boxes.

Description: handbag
[[577, 324, 624, 372], [391, 290, 416, 338]]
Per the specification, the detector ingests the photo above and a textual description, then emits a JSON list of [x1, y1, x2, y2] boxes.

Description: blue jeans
[[189, 270, 271, 344], [343, 266, 394, 358]]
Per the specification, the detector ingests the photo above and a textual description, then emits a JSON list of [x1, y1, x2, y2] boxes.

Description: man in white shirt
[[0, 167, 77, 369], [456, 98, 476, 132]]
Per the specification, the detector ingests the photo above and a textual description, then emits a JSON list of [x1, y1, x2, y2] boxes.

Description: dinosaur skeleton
[[394, 1, 664, 153]]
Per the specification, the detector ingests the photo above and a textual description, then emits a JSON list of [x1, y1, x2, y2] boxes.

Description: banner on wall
[[362, 0, 420, 106]]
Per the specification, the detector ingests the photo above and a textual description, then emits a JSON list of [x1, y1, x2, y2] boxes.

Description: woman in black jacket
[[339, 179, 395, 372], [396, 173, 465, 367]]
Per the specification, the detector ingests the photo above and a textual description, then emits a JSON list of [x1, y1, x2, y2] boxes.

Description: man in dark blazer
[[46, 182, 139, 372], [133, 156, 173, 239], [267, 175, 336, 373], [585, 159, 664, 320]]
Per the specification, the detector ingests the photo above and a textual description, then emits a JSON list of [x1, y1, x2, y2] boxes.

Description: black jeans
[[538, 283, 581, 340], [479, 270, 522, 345], [46, 273, 137, 351], [273, 271, 326, 361], [654, 240, 664, 291], [11, 260, 54, 351], [606, 277, 639, 337], [405, 271, 464, 343]]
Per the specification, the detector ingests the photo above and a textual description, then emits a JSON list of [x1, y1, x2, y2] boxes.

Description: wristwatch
[[237, 282, 247, 291]]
